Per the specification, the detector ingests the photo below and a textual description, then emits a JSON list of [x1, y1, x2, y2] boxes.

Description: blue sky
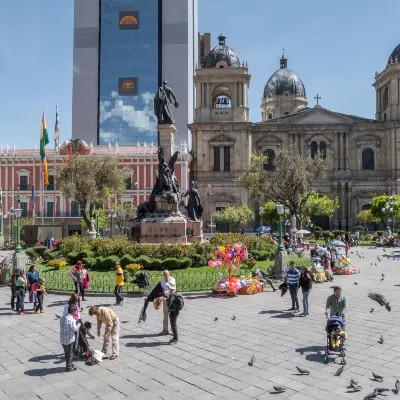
[[1, 0, 400, 148]]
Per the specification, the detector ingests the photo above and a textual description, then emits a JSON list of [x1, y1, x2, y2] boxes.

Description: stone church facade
[[189, 35, 400, 231]]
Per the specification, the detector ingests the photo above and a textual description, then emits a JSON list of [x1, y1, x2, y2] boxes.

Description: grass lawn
[[27, 254, 312, 293]]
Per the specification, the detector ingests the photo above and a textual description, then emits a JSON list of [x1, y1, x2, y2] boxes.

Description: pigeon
[[375, 263, 378, 266], [248, 355, 255, 366], [272, 385, 286, 393], [394, 379, 400, 394], [354, 282, 358, 285], [349, 379, 362, 391], [375, 388, 390, 394], [385, 303, 391, 312], [378, 335, 384, 344], [55, 314, 61, 319], [214, 317, 218, 321], [370, 263, 373, 266], [370, 308, 374, 313], [372, 372, 384, 381], [296, 366, 310, 375], [382, 273, 385, 277], [363, 390, 378, 399], [335, 366, 344, 376], [380, 277, 384, 281], [231, 315, 236, 321], [368, 293, 389, 307]]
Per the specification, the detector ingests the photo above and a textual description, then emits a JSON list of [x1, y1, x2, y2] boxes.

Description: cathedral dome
[[388, 44, 400, 64], [203, 34, 240, 68], [263, 56, 306, 98]]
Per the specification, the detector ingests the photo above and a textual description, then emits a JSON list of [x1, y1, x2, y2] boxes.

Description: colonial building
[[0, 140, 190, 238], [189, 35, 400, 231]]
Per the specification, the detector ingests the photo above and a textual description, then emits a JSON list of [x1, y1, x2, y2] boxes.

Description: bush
[[101, 255, 120, 270], [249, 249, 274, 261], [46, 251, 62, 261], [333, 230, 345, 238], [191, 253, 207, 268], [47, 259, 67, 269], [131, 255, 152, 269], [377, 231, 384, 237], [82, 257, 98, 268], [33, 246, 48, 258], [76, 250, 95, 262], [243, 259, 257, 268], [126, 264, 141, 275], [162, 257, 191, 270], [120, 254, 135, 268], [66, 252, 79, 265], [148, 258, 163, 270], [313, 226, 322, 239], [25, 248, 37, 261]]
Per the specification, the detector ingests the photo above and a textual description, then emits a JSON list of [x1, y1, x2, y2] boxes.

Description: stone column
[[158, 124, 176, 162]]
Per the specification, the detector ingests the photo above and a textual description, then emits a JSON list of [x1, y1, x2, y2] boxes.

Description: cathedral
[[189, 35, 400, 231]]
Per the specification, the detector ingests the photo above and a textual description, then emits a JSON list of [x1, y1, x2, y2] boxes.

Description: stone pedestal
[[15, 252, 26, 270], [89, 230, 97, 239], [0, 236, 4, 247], [274, 250, 288, 277], [158, 124, 176, 162]]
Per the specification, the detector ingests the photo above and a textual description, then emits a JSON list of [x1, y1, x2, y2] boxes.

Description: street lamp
[[207, 184, 214, 234], [276, 204, 285, 252], [14, 208, 22, 253], [259, 206, 264, 232], [8, 209, 15, 246], [382, 195, 397, 234], [0, 213, 3, 237], [107, 209, 116, 238], [95, 209, 100, 238]]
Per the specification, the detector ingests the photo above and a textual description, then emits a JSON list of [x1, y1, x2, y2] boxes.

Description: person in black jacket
[[298, 267, 312, 317], [166, 293, 180, 345]]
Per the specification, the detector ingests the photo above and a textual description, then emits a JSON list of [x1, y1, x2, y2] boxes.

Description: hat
[[77, 260, 82, 265], [115, 262, 121, 267]]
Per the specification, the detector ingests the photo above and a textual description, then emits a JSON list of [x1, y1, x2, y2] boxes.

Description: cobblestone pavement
[[0, 247, 399, 399]]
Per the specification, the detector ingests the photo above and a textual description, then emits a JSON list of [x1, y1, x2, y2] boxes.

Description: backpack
[[175, 293, 185, 310], [136, 272, 150, 289], [123, 272, 129, 283]]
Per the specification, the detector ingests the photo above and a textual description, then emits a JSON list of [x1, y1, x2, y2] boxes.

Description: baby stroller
[[135, 272, 151, 291], [324, 316, 346, 365], [73, 324, 91, 359]]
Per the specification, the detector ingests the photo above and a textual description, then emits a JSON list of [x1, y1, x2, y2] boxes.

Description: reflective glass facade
[[98, 0, 159, 145]]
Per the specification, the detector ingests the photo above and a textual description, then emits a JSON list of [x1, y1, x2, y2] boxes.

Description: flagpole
[[40, 162, 44, 225]]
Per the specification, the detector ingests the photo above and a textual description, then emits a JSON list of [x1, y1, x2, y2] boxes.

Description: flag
[[40, 113, 49, 185], [54, 106, 60, 153], [0, 187, 2, 210], [32, 186, 36, 210]]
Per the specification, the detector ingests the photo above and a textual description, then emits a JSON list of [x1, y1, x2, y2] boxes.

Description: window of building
[[125, 176, 132, 190], [268, 113, 273, 120], [362, 148, 375, 170], [311, 141, 318, 159], [46, 201, 54, 218], [263, 149, 275, 171], [19, 175, 29, 191], [20, 202, 28, 218], [71, 201, 80, 218], [224, 146, 231, 172], [320, 141, 327, 159], [284, 112, 289, 116], [213, 146, 220, 172], [362, 204, 371, 211], [382, 86, 389, 110], [384, 113, 387, 121], [47, 175, 55, 191]]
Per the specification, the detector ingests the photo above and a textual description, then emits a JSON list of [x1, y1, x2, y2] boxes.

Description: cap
[[77, 260, 82, 264]]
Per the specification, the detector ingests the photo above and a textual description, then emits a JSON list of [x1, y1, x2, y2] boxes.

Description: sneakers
[[35, 311, 40, 315], [288, 308, 295, 311], [299, 313, 307, 317], [159, 329, 170, 336], [102, 354, 110, 360], [40, 310, 44, 313], [120, 299, 124, 306], [294, 309, 300, 313], [66, 363, 77, 372], [168, 338, 178, 345], [109, 354, 118, 360], [114, 302, 120, 306]]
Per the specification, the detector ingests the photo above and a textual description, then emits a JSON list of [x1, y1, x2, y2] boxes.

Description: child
[[34, 278, 48, 314], [330, 325, 347, 351]]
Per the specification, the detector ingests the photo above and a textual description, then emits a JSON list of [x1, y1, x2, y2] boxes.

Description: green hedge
[[249, 249, 274, 261], [66, 252, 79, 265], [33, 246, 48, 258], [191, 253, 207, 268], [76, 250, 95, 261], [82, 257, 98, 268], [162, 257, 191, 270], [26, 248, 37, 261], [120, 254, 135, 267]]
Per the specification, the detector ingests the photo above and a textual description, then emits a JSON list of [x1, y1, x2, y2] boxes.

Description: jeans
[[301, 288, 311, 314], [114, 285, 123, 304], [74, 282, 85, 300], [35, 294, 44, 312], [10, 288, 15, 309], [62, 343, 74, 369], [169, 310, 179, 341], [16, 287, 25, 312], [288, 284, 299, 309]]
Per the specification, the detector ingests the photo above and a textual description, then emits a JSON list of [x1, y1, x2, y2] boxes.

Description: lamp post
[[14, 208, 22, 253], [95, 209, 100, 238], [276, 204, 285, 252], [259, 206, 264, 233], [382, 195, 397, 235], [0, 213, 3, 237], [8, 209, 14, 246], [108, 209, 116, 238], [207, 184, 214, 234]]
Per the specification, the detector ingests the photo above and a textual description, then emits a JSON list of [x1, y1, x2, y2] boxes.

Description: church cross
[[314, 94, 321, 105], [281, 48, 285, 57]]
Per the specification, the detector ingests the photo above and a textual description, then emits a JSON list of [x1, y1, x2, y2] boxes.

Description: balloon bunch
[[216, 276, 262, 294], [208, 243, 248, 270], [333, 255, 353, 275]]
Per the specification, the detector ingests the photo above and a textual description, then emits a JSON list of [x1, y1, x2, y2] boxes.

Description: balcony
[[19, 185, 29, 191]]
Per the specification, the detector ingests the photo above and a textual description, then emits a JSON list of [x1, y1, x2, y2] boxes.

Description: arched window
[[382, 86, 389, 110], [362, 148, 375, 170], [320, 141, 327, 159], [362, 204, 371, 211], [263, 149, 275, 171], [268, 113, 273, 120], [311, 141, 318, 159], [213, 95, 232, 108]]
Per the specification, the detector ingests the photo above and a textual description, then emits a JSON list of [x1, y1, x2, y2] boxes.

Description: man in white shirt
[[160, 270, 176, 335], [60, 305, 81, 372]]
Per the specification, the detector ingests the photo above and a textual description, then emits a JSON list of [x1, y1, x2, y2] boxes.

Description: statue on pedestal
[[154, 79, 179, 124], [183, 181, 203, 221]]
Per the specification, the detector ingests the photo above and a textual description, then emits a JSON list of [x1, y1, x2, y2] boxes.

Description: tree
[[238, 145, 327, 228], [303, 192, 339, 223], [212, 204, 254, 233], [356, 209, 379, 225], [261, 201, 279, 226], [57, 156, 128, 228], [370, 194, 400, 221], [81, 209, 108, 231], [114, 203, 137, 235]]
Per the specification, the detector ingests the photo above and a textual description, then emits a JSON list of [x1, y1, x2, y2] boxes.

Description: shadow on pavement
[[24, 367, 65, 376], [258, 310, 285, 315], [121, 333, 160, 339], [28, 354, 64, 364], [125, 341, 166, 348], [295, 345, 325, 356]]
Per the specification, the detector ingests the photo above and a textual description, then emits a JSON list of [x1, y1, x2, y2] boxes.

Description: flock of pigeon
[[242, 246, 399, 398]]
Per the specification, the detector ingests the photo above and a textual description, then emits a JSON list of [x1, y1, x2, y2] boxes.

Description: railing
[[326, 169, 400, 180]]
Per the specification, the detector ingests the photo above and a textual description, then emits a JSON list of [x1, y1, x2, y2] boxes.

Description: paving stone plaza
[[0, 247, 399, 400]]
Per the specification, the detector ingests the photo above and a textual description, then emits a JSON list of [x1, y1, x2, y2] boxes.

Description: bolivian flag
[[40, 113, 49, 185]]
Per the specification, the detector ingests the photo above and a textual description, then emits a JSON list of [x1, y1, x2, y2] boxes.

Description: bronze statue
[[154, 79, 179, 124], [183, 181, 203, 221]]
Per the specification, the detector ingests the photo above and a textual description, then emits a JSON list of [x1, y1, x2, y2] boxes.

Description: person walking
[[9, 270, 17, 310], [298, 267, 312, 316], [89, 306, 120, 360], [15, 270, 27, 315], [160, 270, 176, 335], [325, 286, 348, 345], [60, 305, 81, 372], [284, 261, 300, 313], [69, 261, 88, 302], [166, 292, 181, 345], [34, 277, 48, 314], [26, 265, 39, 307], [114, 262, 124, 306]]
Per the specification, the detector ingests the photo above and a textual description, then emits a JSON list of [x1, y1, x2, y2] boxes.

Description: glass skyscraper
[[98, 0, 159, 145]]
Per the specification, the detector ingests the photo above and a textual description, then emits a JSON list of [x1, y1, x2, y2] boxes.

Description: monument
[[131, 79, 203, 244]]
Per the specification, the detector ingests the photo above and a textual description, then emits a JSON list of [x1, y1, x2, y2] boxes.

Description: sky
[[1, 0, 400, 148]]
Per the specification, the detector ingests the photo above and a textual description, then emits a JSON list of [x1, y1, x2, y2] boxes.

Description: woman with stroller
[[325, 286, 348, 347], [298, 267, 312, 317]]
